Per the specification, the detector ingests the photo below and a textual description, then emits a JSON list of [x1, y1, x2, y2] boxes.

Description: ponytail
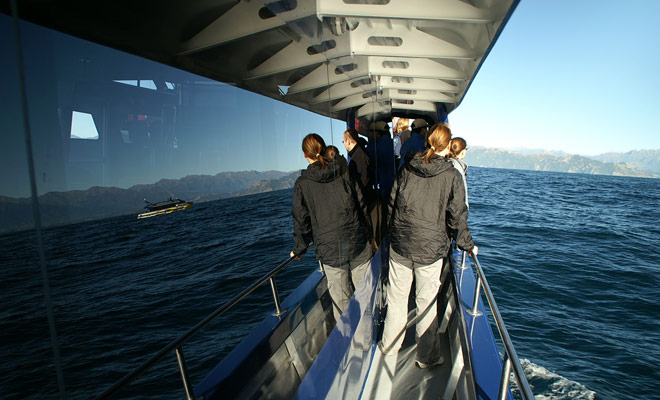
[[449, 137, 467, 158], [422, 147, 436, 163], [302, 133, 331, 168], [422, 123, 452, 163]]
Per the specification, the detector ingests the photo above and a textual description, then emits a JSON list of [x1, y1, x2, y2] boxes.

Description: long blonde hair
[[421, 123, 452, 163], [395, 118, 409, 133]]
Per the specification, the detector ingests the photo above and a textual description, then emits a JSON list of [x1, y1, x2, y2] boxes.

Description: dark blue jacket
[[399, 132, 426, 169], [366, 135, 395, 201]]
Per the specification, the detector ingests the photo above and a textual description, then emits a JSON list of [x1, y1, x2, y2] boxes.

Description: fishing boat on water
[[4, 0, 532, 399], [137, 198, 193, 219]]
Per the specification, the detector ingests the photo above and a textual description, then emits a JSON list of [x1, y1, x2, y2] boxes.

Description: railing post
[[175, 346, 194, 400], [466, 275, 483, 317], [94, 256, 296, 400], [269, 277, 285, 316], [460, 250, 468, 269], [467, 251, 535, 400], [498, 355, 512, 400]]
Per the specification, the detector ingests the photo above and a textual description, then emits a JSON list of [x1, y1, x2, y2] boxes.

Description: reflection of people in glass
[[343, 128, 377, 248], [290, 134, 373, 322], [380, 124, 477, 368], [325, 145, 341, 160]]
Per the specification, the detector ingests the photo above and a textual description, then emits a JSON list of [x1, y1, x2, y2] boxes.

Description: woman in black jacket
[[380, 123, 477, 368], [290, 134, 373, 322]]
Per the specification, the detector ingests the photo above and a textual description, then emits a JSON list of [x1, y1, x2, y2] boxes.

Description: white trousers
[[380, 247, 443, 364], [322, 245, 372, 322]]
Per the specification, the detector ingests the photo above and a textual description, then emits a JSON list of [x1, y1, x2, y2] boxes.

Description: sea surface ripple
[[1, 167, 658, 399]]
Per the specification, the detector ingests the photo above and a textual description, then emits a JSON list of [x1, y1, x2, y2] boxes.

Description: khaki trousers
[[322, 245, 373, 322], [380, 247, 443, 364]]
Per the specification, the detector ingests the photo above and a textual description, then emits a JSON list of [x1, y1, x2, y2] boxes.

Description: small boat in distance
[[137, 198, 193, 219]]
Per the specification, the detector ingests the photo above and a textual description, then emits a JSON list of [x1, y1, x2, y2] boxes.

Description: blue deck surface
[[294, 246, 385, 399]]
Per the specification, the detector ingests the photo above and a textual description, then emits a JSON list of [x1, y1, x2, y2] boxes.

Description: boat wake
[[511, 359, 596, 400]]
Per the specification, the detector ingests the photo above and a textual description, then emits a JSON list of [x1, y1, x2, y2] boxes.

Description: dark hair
[[421, 123, 452, 163], [302, 133, 330, 168], [343, 128, 360, 144], [449, 137, 467, 158], [325, 145, 340, 159]]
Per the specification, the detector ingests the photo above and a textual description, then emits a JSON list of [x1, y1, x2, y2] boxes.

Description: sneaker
[[415, 357, 444, 369]]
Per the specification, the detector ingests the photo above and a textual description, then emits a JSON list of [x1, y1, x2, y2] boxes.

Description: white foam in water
[[510, 358, 596, 400]]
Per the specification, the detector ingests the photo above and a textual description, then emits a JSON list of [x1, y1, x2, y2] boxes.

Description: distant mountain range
[[590, 149, 660, 175], [0, 170, 300, 233], [1, 147, 657, 233], [465, 147, 659, 178]]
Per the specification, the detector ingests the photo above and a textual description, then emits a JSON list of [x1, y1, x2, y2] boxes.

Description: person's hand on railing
[[290, 251, 302, 261], [472, 245, 478, 256]]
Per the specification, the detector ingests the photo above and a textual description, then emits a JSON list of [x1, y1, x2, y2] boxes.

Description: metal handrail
[[94, 256, 296, 400], [466, 250, 535, 400]]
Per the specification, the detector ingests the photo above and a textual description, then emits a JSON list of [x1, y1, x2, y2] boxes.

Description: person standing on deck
[[325, 144, 342, 161], [393, 117, 410, 165], [290, 134, 373, 322], [398, 118, 430, 170], [366, 121, 396, 202], [397, 118, 411, 146], [343, 129, 378, 248], [343, 129, 375, 205], [366, 121, 396, 244], [380, 123, 477, 368], [448, 137, 469, 208]]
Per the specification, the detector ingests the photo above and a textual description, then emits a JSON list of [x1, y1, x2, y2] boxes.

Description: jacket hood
[[301, 155, 348, 183], [406, 154, 453, 177], [450, 157, 468, 172]]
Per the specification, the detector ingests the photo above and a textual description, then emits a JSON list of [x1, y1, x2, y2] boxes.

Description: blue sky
[[449, 0, 660, 155]]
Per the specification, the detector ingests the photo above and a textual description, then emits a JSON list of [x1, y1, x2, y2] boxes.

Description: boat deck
[[295, 250, 464, 400], [361, 328, 452, 400], [194, 244, 506, 400]]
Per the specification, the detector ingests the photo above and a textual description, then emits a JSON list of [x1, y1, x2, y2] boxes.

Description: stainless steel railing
[[94, 256, 296, 400], [459, 250, 535, 400]]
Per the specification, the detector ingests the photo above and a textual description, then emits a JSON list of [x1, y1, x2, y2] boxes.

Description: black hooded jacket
[[292, 156, 371, 266], [348, 144, 376, 207], [388, 154, 474, 264]]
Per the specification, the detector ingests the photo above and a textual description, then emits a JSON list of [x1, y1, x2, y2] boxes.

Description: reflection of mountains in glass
[[0, 170, 299, 233], [137, 198, 193, 219]]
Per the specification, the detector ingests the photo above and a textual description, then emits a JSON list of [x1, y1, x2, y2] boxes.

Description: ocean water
[[1, 167, 658, 399]]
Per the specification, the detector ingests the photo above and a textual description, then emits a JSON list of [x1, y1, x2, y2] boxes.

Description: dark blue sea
[[1, 167, 659, 399]]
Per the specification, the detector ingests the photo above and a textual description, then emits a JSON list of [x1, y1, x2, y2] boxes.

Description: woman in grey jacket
[[449, 137, 469, 208], [290, 134, 373, 322], [380, 123, 477, 368]]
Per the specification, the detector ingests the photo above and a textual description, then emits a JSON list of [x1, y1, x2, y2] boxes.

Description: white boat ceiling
[[5, 0, 518, 122]]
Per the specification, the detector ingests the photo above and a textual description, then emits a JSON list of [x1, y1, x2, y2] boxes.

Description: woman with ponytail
[[380, 123, 477, 368], [290, 133, 373, 322], [449, 137, 469, 208]]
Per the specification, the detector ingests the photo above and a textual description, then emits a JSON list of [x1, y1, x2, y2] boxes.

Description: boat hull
[[137, 202, 193, 219]]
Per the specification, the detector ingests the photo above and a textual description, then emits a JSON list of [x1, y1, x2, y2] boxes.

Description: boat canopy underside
[[3, 0, 518, 123]]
